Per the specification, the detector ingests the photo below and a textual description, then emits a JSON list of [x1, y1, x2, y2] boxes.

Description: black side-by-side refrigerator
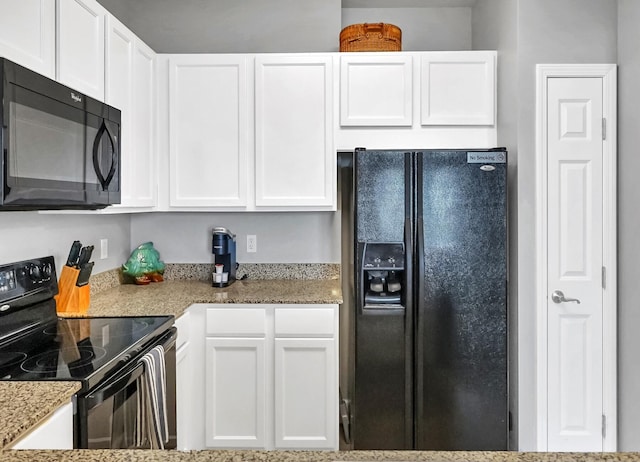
[[339, 148, 508, 450]]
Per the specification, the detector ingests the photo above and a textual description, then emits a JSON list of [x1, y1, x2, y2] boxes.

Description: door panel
[[204, 338, 265, 448], [353, 149, 410, 449], [417, 150, 508, 450], [547, 77, 603, 452], [168, 56, 248, 207], [274, 338, 336, 449]]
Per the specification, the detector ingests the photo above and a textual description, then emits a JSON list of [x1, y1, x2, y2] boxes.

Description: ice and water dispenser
[[360, 242, 405, 311]]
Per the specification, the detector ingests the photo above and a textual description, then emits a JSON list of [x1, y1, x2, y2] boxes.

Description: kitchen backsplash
[[89, 263, 340, 295]]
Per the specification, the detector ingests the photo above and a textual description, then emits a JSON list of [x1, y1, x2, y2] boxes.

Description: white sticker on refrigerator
[[467, 152, 506, 163]]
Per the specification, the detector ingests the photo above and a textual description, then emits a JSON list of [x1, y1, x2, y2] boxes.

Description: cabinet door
[[255, 55, 335, 208], [420, 51, 495, 125], [274, 338, 337, 449], [340, 54, 412, 126], [11, 401, 74, 449], [205, 337, 266, 448], [175, 311, 192, 451], [0, 0, 55, 77], [105, 15, 134, 204], [106, 17, 157, 209], [176, 338, 192, 451], [57, 0, 105, 101], [130, 39, 157, 207], [169, 55, 249, 208]]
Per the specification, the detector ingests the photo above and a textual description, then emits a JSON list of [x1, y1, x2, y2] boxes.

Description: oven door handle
[[158, 327, 178, 350], [84, 360, 145, 410], [83, 327, 177, 410]]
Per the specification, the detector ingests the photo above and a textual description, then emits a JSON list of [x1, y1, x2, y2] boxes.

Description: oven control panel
[[0, 256, 58, 304]]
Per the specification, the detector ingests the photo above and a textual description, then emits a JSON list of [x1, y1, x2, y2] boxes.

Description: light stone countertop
[[0, 381, 80, 449], [85, 279, 343, 318], [0, 449, 639, 461]]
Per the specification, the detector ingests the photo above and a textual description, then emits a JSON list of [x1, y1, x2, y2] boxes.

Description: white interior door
[[546, 77, 604, 451]]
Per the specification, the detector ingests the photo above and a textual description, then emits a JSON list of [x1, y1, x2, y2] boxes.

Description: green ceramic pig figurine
[[122, 242, 166, 285]]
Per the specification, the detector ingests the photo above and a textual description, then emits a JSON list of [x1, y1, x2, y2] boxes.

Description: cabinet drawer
[[275, 307, 335, 337], [206, 308, 266, 336]]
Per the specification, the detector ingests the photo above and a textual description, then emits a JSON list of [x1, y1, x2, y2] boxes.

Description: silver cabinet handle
[[551, 290, 581, 304]]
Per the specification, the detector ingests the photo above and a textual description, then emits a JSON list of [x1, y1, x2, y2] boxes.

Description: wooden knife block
[[55, 266, 90, 316]]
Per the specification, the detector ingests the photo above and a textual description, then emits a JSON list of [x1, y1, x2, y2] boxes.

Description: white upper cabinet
[[164, 54, 336, 211], [105, 15, 134, 203], [57, 0, 106, 101], [255, 55, 335, 209], [336, 51, 497, 150], [130, 39, 157, 207], [340, 53, 413, 126], [0, 0, 55, 78], [420, 51, 495, 125], [168, 55, 249, 208], [106, 16, 157, 209]]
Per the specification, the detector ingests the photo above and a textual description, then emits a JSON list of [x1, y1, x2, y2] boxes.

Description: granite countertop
[[86, 278, 343, 318], [0, 449, 638, 461], [0, 382, 80, 449]]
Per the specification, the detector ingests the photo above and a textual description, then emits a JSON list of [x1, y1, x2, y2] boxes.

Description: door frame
[[535, 64, 617, 451]]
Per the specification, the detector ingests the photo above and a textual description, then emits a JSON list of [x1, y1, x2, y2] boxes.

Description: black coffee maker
[[212, 227, 237, 287]]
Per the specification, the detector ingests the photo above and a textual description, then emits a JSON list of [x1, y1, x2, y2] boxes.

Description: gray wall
[[130, 212, 340, 264], [341, 7, 472, 51], [98, 0, 342, 53], [616, 0, 640, 451], [0, 213, 131, 277]]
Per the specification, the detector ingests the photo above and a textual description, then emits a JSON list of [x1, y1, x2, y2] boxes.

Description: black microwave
[[0, 58, 121, 210]]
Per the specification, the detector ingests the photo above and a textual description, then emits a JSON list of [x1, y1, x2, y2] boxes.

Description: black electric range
[[0, 256, 177, 448]]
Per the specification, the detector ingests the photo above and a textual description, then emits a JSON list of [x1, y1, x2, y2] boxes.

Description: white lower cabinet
[[10, 401, 74, 450], [180, 303, 338, 450], [274, 338, 336, 449], [175, 311, 193, 451], [205, 337, 267, 448]]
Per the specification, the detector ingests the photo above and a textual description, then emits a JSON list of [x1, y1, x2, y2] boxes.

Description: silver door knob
[[551, 290, 581, 304]]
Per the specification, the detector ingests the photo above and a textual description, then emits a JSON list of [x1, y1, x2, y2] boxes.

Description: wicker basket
[[340, 23, 402, 52]]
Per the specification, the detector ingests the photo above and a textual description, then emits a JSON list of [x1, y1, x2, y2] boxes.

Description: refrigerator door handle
[[414, 215, 426, 441], [414, 150, 426, 444]]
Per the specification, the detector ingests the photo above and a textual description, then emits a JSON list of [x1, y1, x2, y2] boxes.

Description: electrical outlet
[[100, 239, 108, 259], [247, 235, 257, 253]]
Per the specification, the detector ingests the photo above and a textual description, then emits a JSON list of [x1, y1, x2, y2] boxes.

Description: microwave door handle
[[103, 123, 118, 187], [92, 121, 118, 191]]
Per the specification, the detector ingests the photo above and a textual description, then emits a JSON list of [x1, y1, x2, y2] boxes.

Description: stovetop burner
[[0, 352, 27, 370], [20, 346, 108, 375]]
